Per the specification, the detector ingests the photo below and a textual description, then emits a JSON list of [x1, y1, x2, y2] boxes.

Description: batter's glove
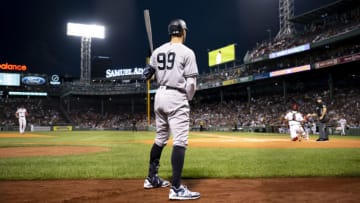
[[142, 64, 156, 81]]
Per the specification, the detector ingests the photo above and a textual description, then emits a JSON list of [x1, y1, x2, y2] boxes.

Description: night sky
[[0, 0, 336, 77]]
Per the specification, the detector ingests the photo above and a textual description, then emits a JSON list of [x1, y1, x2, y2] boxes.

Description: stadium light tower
[[276, 0, 295, 38], [67, 22, 105, 84]]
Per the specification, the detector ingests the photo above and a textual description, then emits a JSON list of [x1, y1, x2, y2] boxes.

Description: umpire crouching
[[315, 96, 329, 141]]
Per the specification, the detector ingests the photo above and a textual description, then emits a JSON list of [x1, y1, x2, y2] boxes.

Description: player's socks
[[171, 145, 185, 188], [148, 143, 164, 177]]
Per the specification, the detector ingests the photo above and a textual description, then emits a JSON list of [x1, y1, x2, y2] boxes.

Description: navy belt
[[160, 86, 186, 93]]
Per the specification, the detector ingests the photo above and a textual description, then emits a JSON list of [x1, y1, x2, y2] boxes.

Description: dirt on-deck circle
[[1, 132, 359, 202], [1, 178, 360, 202]]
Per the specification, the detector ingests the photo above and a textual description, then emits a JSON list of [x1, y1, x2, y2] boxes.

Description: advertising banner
[[222, 79, 236, 86], [315, 59, 339, 69], [253, 72, 269, 80], [53, 126, 73, 131], [237, 76, 253, 83], [270, 65, 311, 77]]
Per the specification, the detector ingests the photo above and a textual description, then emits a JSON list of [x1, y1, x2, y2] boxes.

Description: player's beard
[[182, 31, 187, 43]]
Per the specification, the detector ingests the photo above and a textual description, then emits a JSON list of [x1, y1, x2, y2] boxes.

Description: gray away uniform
[[149, 42, 198, 148]]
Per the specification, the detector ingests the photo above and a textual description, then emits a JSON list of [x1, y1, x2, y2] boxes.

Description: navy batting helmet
[[168, 19, 188, 36]]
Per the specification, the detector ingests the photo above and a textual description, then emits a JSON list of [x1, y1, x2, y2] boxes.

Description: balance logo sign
[[0, 63, 27, 71]]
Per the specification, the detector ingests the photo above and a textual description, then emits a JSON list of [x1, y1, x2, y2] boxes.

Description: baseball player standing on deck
[[15, 105, 28, 134], [142, 19, 200, 200]]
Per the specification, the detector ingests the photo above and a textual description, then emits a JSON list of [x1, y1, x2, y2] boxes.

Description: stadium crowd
[[190, 87, 360, 132], [68, 108, 148, 130], [0, 97, 66, 128], [197, 40, 360, 91], [1, 87, 358, 134], [245, 5, 360, 62]]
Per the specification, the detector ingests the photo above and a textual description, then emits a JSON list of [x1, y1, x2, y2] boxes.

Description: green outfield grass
[[0, 131, 359, 180]]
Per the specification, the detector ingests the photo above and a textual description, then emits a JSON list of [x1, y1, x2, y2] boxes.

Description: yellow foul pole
[[147, 79, 150, 127], [146, 56, 151, 128]]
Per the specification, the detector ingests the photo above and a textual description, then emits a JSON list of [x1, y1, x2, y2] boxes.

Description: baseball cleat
[[316, 138, 329, 142], [144, 175, 170, 189], [169, 185, 200, 200]]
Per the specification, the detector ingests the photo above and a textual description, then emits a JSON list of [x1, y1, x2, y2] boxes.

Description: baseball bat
[[144, 9, 154, 53], [143, 9, 153, 127]]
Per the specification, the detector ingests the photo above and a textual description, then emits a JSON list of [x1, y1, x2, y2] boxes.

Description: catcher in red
[[284, 103, 306, 141]]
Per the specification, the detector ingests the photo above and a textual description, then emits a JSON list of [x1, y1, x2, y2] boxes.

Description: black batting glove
[[142, 64, 156, 81]]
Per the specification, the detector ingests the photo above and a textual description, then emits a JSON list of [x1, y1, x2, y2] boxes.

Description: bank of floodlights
[[67, 22, 105, 84]]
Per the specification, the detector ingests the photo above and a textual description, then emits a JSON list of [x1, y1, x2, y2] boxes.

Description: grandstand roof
[[290, 0, 360, 24]]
